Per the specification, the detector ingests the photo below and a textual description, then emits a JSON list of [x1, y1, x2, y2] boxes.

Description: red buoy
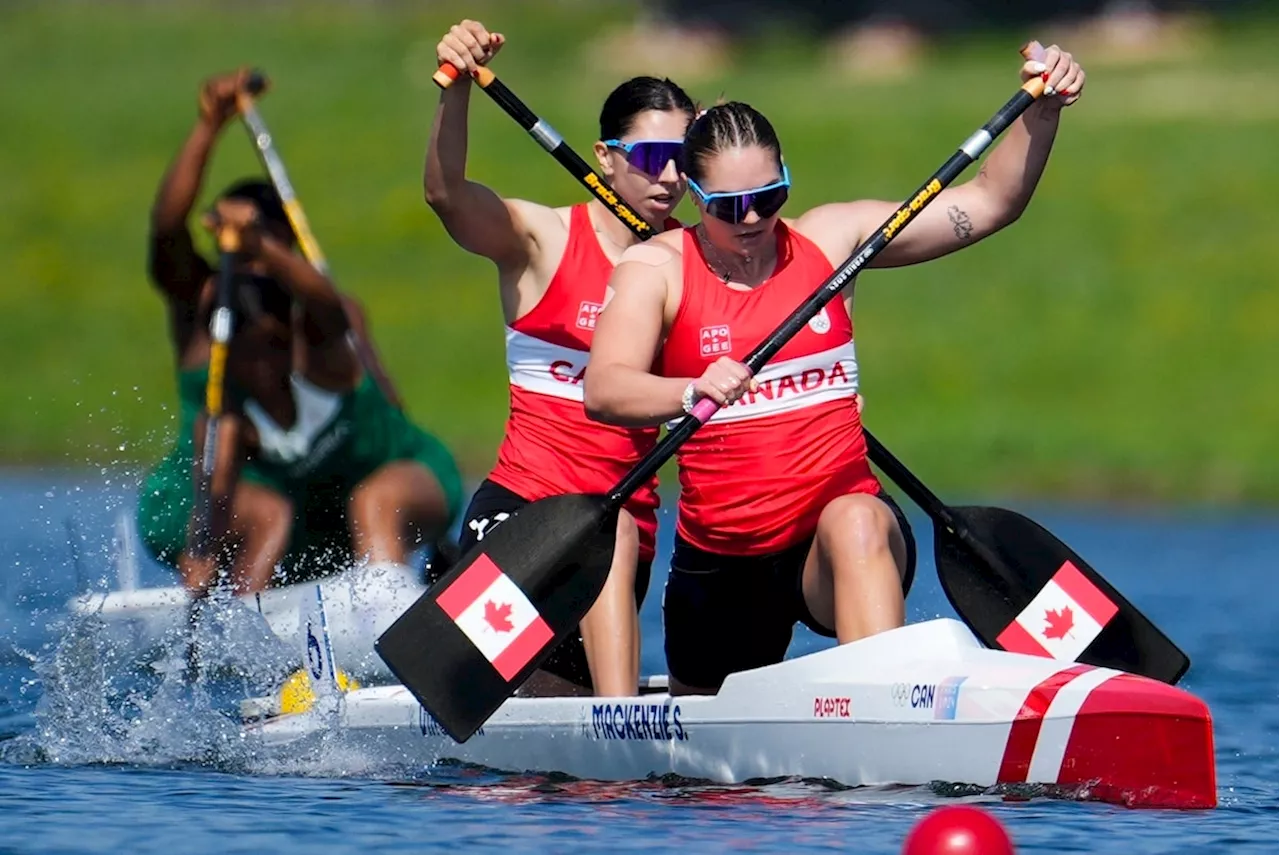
[[902, 805, 1016, 855]]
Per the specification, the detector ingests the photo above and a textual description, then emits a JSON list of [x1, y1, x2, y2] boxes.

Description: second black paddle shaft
[[434, 63, 656, 237], [863, 431, 1018, 594]]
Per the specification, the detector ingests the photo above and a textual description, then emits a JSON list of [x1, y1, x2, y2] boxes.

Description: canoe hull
[[67, 561, 424, 682], [243, 619, 1216, 809]]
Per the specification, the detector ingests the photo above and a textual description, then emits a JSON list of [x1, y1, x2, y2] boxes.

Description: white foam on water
[[21, 591, 296, 770]]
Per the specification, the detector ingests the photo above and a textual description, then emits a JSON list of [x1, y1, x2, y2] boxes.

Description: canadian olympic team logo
[[808, 307, 831, 335]]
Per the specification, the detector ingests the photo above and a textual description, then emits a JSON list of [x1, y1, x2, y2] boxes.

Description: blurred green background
[[0, 0, 1274, 506]]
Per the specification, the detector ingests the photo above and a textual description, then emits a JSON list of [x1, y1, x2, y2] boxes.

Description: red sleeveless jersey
[[654, 222, 881, 555], [489, 204, 662, 559]]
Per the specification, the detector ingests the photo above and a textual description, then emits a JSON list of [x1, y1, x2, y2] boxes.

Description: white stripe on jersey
[[506, 327, 588, 403], [667, 342, 859, 428]]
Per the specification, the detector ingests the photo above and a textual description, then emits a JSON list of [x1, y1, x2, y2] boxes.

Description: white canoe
[[241, 618, 1216, 809], [67, 561, 425, 683]]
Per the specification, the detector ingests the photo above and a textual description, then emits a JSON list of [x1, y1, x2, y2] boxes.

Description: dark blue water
[[0, 470, 1275, 853]]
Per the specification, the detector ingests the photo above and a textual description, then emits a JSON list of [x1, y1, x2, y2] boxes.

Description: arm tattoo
[[947, 205, 974, 241]]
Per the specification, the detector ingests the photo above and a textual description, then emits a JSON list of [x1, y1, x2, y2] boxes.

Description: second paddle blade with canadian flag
[[934, 505, 1190, 685], [375, 493, 618, 742]]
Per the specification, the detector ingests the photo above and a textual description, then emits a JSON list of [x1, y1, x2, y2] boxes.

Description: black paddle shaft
[[607, 84, 1045, 507], [862, 431, 1023, 595]]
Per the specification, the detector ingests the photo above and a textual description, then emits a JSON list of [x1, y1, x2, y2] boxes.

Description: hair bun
[[598, 76, 697, 143]]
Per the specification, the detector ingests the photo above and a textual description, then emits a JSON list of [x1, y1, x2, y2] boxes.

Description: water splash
[[12, 591, 296, 770]]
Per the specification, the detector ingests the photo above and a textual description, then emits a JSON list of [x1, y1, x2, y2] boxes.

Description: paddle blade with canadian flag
[[934, 506, 1190, 685], [375, 493, 618, 742]]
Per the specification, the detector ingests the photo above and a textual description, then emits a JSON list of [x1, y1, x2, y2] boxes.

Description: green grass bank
[[0, 1, 1275, 505]]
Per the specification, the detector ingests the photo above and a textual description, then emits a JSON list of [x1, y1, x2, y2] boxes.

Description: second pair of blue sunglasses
[[688, 164, 791, 224]]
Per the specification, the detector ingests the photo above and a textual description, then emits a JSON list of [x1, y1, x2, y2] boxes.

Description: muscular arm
[[247, 231, 361, 390], [255, 233, 349, 343], [423, 80, 535, 273], [584, 246, 689, 427], [148, 119, 218, 301], [798, 100, 1063, 270]]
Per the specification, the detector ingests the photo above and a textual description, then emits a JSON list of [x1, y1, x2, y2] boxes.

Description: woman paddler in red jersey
[[585, 48, 1086, 694], [425, 19, 696, 697]]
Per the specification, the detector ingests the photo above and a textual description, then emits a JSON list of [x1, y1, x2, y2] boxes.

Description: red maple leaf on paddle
[[1042, 606, 1075, 640], [484, 600, 514, 633]]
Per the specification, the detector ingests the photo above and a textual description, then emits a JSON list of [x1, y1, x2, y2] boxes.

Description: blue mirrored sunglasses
[[687, 165, 792, 224], [602, 139, 684, 175]]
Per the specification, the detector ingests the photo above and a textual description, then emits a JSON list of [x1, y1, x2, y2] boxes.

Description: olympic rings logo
[[890, 682, 937, 709]]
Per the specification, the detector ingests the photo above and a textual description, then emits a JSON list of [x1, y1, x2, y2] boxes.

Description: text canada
[[731, 361, 852, 407], [549, 359, 587, 385]]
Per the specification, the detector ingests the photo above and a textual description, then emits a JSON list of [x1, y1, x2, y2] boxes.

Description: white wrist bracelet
[[681, 382, 698, 415]]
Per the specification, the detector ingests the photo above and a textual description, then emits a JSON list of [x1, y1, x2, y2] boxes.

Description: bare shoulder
[[618, 229, 683, 269], [792, 201, 878, 239], [550, 204, 575, 230], [505, 197, 566, 237], [792, 201, 882, 263], [608, 232, 682, 325], [491, 200, 558, 250]]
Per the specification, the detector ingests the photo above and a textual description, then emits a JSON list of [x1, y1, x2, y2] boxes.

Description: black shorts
[[433, 478, 652, 691], [663, 489, 917, 690]]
